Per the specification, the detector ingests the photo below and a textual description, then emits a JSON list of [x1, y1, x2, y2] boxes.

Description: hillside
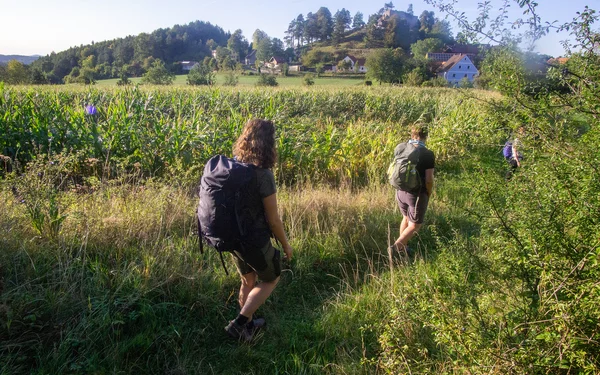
[[30, 20, 229, 83], [0, 54, 40, 65]]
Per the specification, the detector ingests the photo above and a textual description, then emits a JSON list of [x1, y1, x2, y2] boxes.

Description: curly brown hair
[[411, 125, 428, 140], [233, 119, 277, 169]]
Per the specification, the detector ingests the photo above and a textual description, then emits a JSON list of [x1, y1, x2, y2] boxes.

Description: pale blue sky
[[0, 0, 593, 57]]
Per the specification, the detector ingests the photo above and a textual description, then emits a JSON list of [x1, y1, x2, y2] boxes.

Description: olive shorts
[[232, 241, 281, 282]]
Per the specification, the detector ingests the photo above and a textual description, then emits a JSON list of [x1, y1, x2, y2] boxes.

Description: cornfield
[[0, 85, 497, 186]]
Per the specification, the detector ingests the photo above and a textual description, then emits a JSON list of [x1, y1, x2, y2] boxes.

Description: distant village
[[1, 4, 568, 86]]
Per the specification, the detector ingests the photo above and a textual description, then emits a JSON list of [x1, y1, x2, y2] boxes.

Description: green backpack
[[387, 142, 421, 192]]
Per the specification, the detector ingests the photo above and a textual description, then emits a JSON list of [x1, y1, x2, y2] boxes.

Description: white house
[[267, 56, 287, 70], [341, 55, 368, 73], [437, 54, 478, 86], [180, 61, 198, 71]]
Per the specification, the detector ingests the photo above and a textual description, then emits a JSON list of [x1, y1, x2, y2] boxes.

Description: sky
[[0, 0, 594, 57]]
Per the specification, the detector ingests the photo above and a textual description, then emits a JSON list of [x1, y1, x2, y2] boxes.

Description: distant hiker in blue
[[198, 119, 293, 342], [504, 126, 524, 180], [388, 126, 435, 257]]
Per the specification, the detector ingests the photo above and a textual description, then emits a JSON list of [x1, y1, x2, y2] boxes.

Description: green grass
[[0, 170, 482, 374], [1, 85, 598, 374], [95, 73, 367, 87]]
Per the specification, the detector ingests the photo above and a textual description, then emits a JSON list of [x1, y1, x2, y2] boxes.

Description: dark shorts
[[232, 240, 281, 282], [396, 190, 430, 224]]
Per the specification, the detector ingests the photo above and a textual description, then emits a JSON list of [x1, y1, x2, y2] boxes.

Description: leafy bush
[[222, 72, 239, 86], [256, 73, 278, 87], [459, 77, 473, 88], [116, 73, 131, 86], [186, 64, 214, 86], [303, 74, 315, 86], [403, 69, 425, 87], [141, 60, 175, 85]]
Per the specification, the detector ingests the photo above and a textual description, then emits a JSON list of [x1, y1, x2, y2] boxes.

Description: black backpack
[[387, 142, 421, 192], [197, 155, 258, 274]]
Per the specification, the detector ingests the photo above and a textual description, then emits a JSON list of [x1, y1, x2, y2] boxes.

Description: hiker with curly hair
[[201, 119, 293, 342]]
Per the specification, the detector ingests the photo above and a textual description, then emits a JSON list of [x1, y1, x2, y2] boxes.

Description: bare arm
[[425, 168, 434, 197], [263, 193, 293, 260]]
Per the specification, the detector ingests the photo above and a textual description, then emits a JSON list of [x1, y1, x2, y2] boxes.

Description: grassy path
[[0, 158, 486, 374]]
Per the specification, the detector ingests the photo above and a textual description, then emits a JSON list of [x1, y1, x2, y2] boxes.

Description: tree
[[366, 48, 407, 83], [116, 72, 131, 86], [419, 11, 436, 33], [141, 60, 175, 85], [403, 67, 425, 86], [430, 19, 454, 44], [410, 38, 444, 62], [30, 69, 47, 84], [365, 14, 384, 48], [0, 64, 7, 82], [418, 1, 600, 372], [187, 63, 215, 85], [407, 4, 414, 15], [294, 14, 305, 46], [285, 20, 296, 48], [206, 39, 218, 51], [384, 14, 416, 50], [333, 8, 352, 44], [256, 38, 273, 62], [316, 7, 334, 41], [6, 60, 29, 84], [337, 59, 353, 72], [252, 29, 269, 48], [227, 29, 249, 62], [271, 38, 285, 57], [384, 2, 395, 11], [352, 12, 365, 29], [215, 47, 236, 70], [304, 12, 319, 43]]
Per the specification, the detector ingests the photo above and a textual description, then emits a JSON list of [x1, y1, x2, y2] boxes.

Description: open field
[[1, 85, 598, 374], [95, 73, 366, 87]]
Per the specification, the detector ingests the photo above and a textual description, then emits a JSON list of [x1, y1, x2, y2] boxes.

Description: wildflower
[[85, 104, 98, 116]]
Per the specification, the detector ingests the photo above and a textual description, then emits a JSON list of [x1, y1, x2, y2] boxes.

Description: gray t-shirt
[[241, 168, 276, 247]]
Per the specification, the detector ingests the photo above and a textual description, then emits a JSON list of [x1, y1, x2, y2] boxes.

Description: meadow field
[[0, 85, 598, 374], [95, 73, 366, 87]]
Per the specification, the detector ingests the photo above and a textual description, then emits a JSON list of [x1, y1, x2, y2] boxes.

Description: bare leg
[[239, 272, 257, 309], [394, 221, 422, 251], [239, 277, 280, 318], [399, 216, 409, 238]]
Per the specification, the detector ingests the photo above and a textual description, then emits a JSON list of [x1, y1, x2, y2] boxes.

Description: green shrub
[[256, 73, 278, 87], [303, 74, 315, 86], [186, 64, 215, 86], [222, 72, 239, 86]]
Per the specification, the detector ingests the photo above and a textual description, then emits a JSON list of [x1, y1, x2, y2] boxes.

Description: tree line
[[283, 2, 453, 50], [0, 21, 230, 85]]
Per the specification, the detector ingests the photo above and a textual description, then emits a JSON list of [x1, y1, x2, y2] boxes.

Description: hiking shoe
[[247, 317, 266, 330], [225, 320, 254, 342], [389, 244, 414, 258]]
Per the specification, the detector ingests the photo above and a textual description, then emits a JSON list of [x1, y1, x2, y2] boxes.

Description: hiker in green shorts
[[224, 119, 293, 342]]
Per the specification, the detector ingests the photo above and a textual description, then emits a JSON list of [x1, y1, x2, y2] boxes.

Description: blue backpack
[[502, 141, 513, 159]]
